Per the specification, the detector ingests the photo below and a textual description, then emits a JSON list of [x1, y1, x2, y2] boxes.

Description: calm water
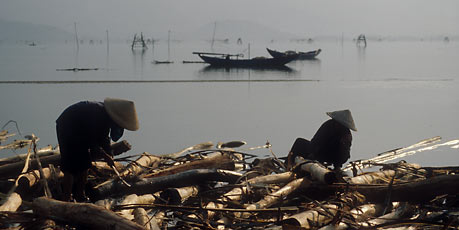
[[1, 40, 458, 167]]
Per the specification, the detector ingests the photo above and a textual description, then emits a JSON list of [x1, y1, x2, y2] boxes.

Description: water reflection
[[199, 65, 297, 74], [357, 46, 366, 79], [196, 65, 300, 81], [131, 49, 146, 77], [357, 46, 366, 61]]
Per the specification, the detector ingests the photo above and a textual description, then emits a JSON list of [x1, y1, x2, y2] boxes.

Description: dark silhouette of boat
[[56, 68, 99, 72], [200, 64, 295, 73], [266, 48, 321, 60], [193, 52, 297, 67]]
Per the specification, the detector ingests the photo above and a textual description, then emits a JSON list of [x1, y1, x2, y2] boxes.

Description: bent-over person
[[56, 98, 139, 202]]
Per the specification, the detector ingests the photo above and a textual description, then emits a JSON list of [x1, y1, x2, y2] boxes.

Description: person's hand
[[105, 155, 115, 167], [99, 147, 115, 167]]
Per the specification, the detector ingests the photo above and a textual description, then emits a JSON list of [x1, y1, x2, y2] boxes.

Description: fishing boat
[[266, 48, 321, 60], [193, 52, 297, 67]]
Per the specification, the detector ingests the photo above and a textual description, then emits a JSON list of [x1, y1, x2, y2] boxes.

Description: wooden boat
[[193, 52, 297, 67], [266, 48, 321, 60]]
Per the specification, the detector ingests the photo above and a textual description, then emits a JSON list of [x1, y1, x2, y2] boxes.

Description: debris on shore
[[1, 130, 459, 230]]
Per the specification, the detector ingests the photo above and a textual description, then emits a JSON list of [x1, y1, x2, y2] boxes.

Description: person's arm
[[335, 132, 352, 168], [310, 120, 334, 155], [90, 135, 113, 160]]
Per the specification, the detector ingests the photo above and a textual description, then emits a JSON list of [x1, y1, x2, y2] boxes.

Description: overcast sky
[[1, 0, 458, 39]]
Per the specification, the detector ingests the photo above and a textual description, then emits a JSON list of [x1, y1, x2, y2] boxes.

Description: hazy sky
[[1, 0, 458, 39]]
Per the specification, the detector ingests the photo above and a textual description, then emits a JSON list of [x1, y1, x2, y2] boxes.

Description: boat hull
[[197, 55, 296, 67], [267, 48, 321, 60]]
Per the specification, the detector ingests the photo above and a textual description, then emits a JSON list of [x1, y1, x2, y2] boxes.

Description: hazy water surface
[[1, 40, 458, 167]]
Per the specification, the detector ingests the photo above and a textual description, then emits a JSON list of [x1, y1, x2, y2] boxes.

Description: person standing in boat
[[56, 98, 139, 202], [286, 109, 357, 170]]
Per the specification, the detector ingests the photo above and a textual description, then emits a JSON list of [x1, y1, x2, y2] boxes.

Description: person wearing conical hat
[[56, 98, 139, 202], [287, 109, 356, 170]]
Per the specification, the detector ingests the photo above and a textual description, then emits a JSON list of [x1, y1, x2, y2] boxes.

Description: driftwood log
[[0, 154, 60, 179], [282, 204, 339, 229], [347, 170, 396, 184], [365, 202, 414, 227], [318, 203, 385, 230], [91, 161, 125, 175], [95, 169, 242, 199], [244, 177, 310, 217], [32, 197, 145, 230], [338, 174, 459, 203], [17, 166, 63, 190], [144, 152, 235, 178], [187, 172, 295, 222], [0, 192, 22, 212], [119, 194, 142, 220], [94, 153, 161, 189], [0, 141, 131, 179], [116, 193, 157, 221], [222, 171, 295, 204], [120, 152, 161, 178], [160, 186, 199, 205], [133, 208, 152, 230], [0, 145, 54, 166], [298, 161, 337, 184]]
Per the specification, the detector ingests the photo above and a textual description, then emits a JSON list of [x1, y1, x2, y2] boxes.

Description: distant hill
[[177, 20, 298, 43], [0, 19, 73, 43]]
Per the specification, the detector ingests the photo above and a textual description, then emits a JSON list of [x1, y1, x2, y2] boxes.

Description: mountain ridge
[[0, 19, 74, 43]]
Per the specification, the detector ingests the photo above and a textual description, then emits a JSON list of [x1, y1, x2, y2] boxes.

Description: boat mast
[[167, 30, 171, 61], [248, 43, 250, 59], [74, 22, 79, 51], [211, 21, 216, 50], [106, 30, 109, 53]]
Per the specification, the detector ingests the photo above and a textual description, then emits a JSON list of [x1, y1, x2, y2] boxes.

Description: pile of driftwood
[[1, 130, 459, 230]]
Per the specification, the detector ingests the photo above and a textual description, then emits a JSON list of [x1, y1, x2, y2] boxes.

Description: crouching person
[[287, 109, 357, 170]]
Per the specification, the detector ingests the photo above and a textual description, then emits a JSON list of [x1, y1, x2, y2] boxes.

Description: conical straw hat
[[104, 98, 139, 131], [326, 109, 357, 131]]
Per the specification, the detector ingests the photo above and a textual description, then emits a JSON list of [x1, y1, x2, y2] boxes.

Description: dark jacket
[[310, 119, 352, 168], [56, 101, 113, 173]]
